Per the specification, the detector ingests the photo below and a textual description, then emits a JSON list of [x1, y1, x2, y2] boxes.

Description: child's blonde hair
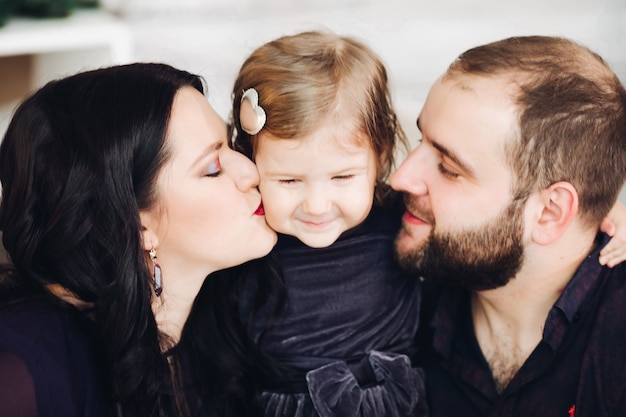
[[231, 30, 408, 205]]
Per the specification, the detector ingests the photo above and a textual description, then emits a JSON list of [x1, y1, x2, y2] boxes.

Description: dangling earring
[[149, 247, 162, 296]]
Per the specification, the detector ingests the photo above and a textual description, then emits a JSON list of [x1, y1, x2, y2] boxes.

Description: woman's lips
[[254, 202, 265, 216]]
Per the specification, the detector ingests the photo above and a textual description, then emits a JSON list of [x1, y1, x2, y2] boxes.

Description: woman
[[0, 63, 277, 416]]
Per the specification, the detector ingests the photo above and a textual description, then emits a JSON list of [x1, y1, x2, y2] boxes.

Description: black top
[[416, 233, 626, 416], [0, 296, 112, 417], [242, 198, 422, 385]]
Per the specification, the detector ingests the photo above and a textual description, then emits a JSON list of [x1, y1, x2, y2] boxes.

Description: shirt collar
[[552, 232, 609, 323]]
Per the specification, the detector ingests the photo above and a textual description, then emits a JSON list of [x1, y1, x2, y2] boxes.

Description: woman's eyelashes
[[205, 158, 222, 177]]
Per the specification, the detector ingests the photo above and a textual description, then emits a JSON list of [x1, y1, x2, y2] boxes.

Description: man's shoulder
[[573, 263, 626, 413], [597, 261, 626, 300], [0, 298, 110, 416], [592, 262, 626, 315]]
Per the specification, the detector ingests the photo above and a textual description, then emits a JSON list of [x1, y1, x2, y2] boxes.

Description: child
[[229, 30, 626, 417], [230, 29, 424, 417]]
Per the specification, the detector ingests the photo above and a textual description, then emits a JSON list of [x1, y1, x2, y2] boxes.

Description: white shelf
[[0, 8, 132, 136], [0, 9, 131, 60]]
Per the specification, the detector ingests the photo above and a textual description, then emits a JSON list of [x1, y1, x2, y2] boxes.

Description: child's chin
[[295, 231, 341, 249]]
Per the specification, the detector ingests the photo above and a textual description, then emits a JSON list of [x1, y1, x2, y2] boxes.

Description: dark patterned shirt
[[416, 233, 626, 417]]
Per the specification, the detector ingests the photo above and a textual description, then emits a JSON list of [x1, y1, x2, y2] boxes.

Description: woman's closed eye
[[205, 159, 222, 177]]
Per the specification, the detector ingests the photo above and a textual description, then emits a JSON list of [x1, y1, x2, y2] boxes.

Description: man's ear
[[529, 181, 578, 245], [139, 210, 159, 251]]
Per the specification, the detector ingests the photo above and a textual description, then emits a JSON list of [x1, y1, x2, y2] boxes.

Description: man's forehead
[[444, 72, 518, 100], [418, 74, 518, 170], [424, 74, 518, 128]]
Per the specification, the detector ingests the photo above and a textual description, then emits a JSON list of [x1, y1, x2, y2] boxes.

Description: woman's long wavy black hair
[[0, 62, 265, 416]]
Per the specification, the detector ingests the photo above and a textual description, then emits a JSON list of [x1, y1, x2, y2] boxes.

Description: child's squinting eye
[[332, 174, 355, 181], [278, 179, 300, 185], [206, 159, 222, 177]]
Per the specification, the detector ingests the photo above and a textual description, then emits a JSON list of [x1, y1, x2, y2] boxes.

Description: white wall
[[109, 0, 626, 126]]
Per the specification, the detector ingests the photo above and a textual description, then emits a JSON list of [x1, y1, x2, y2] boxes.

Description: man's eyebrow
[[417, 117, 476, 179]]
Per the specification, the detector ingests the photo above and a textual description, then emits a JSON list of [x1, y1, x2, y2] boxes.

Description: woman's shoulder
[[0, 296, 110, 416], [0, 297, 93, 379], [0, 296, 72, 350], [0, 295, 102, 364]]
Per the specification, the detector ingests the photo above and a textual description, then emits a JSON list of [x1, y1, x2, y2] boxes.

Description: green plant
[[0, 0, 17, 26], [0, 0, 100, 26], [17, 0, 77, 18]]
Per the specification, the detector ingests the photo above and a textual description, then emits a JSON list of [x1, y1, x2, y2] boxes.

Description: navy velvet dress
[[241, 199, 428, 417], [0, 297, 112, 417]]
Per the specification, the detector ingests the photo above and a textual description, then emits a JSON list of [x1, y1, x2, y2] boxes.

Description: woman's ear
[[529, 181, 578, 245], [139, 210, 159, 251]]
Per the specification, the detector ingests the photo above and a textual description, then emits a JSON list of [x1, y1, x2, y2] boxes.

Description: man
[[391, 36, 626, 416]]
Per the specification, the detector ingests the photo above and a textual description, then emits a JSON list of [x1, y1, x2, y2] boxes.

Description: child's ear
[[139, 210, 159, 251], [528, 181, 578, 245]]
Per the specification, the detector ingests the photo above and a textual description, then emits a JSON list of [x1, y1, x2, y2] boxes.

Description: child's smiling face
[[254, 122, 378, 248]]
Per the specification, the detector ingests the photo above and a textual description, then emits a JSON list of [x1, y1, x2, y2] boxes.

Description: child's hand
[[599, 201, 626, 267]]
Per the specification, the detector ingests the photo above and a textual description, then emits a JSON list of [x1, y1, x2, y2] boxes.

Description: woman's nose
[[230, 149, 260, 192]]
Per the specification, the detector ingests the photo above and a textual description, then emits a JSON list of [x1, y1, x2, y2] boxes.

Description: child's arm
[[599, 200, 626, 267]]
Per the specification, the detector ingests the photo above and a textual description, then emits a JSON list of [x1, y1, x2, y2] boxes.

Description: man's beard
[[396, 199, 525, 291]]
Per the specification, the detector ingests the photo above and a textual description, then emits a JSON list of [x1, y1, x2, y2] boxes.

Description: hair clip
[[240, 88, 266, 135]]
